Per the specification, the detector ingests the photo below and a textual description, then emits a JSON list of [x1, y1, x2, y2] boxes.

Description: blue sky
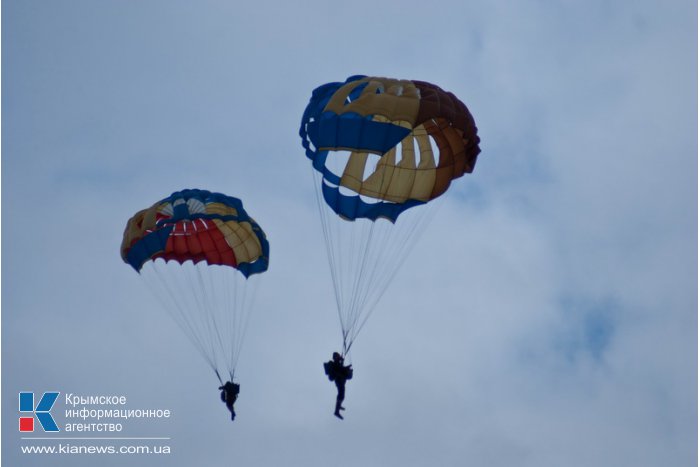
[[3, 1, 697, 466]]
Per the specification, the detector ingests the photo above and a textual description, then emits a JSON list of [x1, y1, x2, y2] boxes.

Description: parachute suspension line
[[343, 346, 353, 364], [342, 177, 445, 351], [142, 260, 261, 383], [188, 263, 224, 373], [214, 265, 236, 382], [341, 149, 399, 352], [194, 263, 228, 375], [211, 265, 240, 380], [205, 263, 239, 382], [343, 220, 377, 350], [333, 205, 374, 354], [311, 156, 427, 354], [341, 219, 390, 355], [327, 196, 348, 329], [175, 262, 220, 373], [352, 198, 443, 341], [216, 267, 232, 381], [348, 134, 452, 335], [229, 273, 260, 381], [310, 167, 346, 338], [215, 369, 224, 386], [224, 269, 237, 382], [143, 261, 218, 374], [349, 208, 385, 349], [198, 263, 258, 383], [149, 262, 211, 368], [311, 143, 444, 355]]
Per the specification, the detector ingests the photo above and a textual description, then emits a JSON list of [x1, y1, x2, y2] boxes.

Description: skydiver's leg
[[334, 381, 346, 418], [338, 381, 345, 408], [227, 402, 235, 421]]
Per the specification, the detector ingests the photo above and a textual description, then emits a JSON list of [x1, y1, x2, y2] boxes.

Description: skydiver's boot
[[334, 401, 344, 419]]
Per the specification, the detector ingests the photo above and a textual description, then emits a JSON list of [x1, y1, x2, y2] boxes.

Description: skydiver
[[218, 381, 240, 421], [323, 352, 353, 420]]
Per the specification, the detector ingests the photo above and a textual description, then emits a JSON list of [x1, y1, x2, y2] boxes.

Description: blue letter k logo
[[19, 392, 60, 432]]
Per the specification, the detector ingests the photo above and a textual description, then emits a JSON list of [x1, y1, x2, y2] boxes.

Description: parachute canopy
[[120, 189, 269, 381], [300, 76, 481, 355], [121, 189, 269, 277], [300, 75, 481, 222]]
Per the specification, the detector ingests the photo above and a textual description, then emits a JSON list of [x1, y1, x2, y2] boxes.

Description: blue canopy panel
[[321, 181, 424, 222], [126, 225, 174, 272], [308, 112, 411, 156]]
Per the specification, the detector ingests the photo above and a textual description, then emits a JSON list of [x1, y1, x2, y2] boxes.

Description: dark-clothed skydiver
[[219, 381, 240, 421], [323, 352, 353, 420]]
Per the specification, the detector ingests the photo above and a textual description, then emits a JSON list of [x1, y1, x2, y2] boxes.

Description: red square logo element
[[19, 417, 34, 432]]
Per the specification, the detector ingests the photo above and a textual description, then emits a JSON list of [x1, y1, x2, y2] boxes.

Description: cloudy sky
[[3, 0, 697, 466]]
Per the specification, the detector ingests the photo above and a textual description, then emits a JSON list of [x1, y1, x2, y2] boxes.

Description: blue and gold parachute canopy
[[300, 75, 481, 222]]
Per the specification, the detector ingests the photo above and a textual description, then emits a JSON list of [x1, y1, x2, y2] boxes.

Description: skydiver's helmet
[[332, 352, 341, 362]]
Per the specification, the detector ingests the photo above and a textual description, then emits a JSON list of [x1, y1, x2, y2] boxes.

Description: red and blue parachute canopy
[[121, 189, 269, 278]]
